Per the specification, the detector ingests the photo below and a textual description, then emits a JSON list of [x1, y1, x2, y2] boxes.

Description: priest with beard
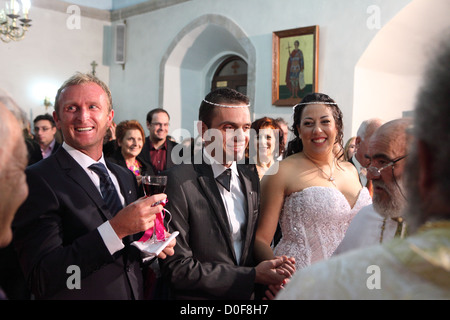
[[333, 118, 412, 255]]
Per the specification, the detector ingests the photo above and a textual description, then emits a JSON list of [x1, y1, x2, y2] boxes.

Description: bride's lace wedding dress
[[274, 186, 372, 269]]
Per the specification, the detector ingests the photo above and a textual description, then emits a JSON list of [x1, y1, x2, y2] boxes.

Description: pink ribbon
[[138, 199, 169, 242], [138, 211, 167, 242]]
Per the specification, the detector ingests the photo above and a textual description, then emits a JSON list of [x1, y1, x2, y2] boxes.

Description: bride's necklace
[[304, 153, 336, 186]]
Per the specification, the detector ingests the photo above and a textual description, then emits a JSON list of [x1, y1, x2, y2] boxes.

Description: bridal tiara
[[203, 99, 250, 108], [292, 101, 337, 110]]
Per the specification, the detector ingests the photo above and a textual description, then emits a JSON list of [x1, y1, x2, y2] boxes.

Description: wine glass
[[142, 175, 167, 198], [142, 175, 168, 244]]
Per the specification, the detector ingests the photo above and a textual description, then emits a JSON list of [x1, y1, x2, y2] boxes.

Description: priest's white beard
[[372, 179, 406, 219]]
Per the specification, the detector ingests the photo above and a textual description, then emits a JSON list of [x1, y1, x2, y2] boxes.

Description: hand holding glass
[[142, 175, 169, 243], [132, 175, 177, 260]]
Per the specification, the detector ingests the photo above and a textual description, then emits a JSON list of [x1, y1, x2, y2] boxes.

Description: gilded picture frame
[[272, 25, 319, 106]]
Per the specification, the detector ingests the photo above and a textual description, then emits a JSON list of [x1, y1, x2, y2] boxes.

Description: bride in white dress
[[254, 93, 372, 271]]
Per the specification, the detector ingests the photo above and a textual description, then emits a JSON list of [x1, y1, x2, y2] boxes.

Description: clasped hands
[[254, 255, 295, 300], [255, 255, 295, 285]]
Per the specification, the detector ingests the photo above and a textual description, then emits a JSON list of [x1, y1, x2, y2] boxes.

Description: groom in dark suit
[[160, 88, 294, 300], [13, 73, 175, 299]]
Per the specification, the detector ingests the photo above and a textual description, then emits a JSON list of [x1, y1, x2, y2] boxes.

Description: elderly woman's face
[[118, 129, 144, 159]]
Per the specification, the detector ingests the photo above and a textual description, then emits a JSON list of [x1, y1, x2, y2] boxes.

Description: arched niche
[[159, 14, 256, 140]]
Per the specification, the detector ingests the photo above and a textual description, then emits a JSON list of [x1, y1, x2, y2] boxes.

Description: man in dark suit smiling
[[13, 73, 175, 299], [160, 88, 294, 300]]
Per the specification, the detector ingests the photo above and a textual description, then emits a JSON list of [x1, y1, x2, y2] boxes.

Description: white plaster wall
[[354, 68, 423, 122], [0, 5, 110, 122], [1, 0, 416, 142], [108, 0, 412, 141], [352, 0, 450, 135]]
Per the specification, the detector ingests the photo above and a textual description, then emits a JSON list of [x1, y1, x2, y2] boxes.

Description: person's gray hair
[[0, 88, 28, 130], [356, 118, 384, 141]]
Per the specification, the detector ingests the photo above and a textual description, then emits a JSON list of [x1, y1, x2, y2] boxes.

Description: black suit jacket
[[139, 137, 180, 175], [13, 147, 144, 300], [159, 156, 260, 300], [51, 140, 61, 155]]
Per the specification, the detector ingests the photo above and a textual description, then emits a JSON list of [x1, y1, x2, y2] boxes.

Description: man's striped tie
[[89, 163, 123, 215]]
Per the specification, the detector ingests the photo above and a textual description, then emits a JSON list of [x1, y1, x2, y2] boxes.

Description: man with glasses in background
[[33, 113, 61, 160], [333, 118, 412, 255], [140, 108, 179, 175]]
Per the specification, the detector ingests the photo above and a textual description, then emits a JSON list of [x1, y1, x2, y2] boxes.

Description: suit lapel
[[106, 161, 139, 245], [237, 164, 258, 265], [55, 148, 113, 221], [106, 161, 136, 206]]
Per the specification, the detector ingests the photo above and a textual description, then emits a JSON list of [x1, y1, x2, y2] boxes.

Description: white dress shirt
[[62, 143, 125, 255], [204, 150, 247, 263]]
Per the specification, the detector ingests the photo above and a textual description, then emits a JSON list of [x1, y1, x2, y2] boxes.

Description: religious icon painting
[[272, 25, 319, 106]]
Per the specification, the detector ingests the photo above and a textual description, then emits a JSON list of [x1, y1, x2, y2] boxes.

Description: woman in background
[[343, 136, 357, 161], [107, 120, 151, 196], [248, 117, 285, 180]]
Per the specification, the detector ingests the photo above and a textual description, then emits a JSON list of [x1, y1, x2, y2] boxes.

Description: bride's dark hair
[[286, 93, 344, 160]]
